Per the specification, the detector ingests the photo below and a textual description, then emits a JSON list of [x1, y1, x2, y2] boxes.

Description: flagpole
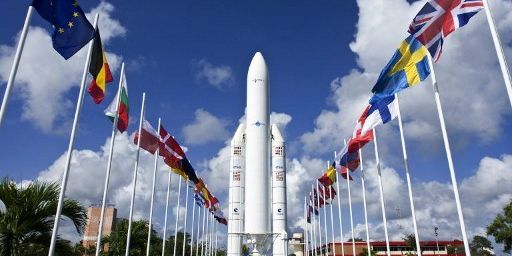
[[373, 128, 391, 256], [210, 214, 215, 256], [482, 0, 512, 110], [195, 205, 203, 256], [190, 198, 196, 256], [314, 182, 323, 255], [201, 205, 206, 255], [342, 140, 356, 256], [359, 149, 371, 256], [206, 212, 211, 256], [304, 198, 309, 256], [162, 171, 173, 256], [0, 6, 34, 129], [48, 14, 99, 256], [310, 186, 318, 256], [94, 62, 125, 256], [395, 94, 422, 255], [329, 175, 336, 256], [321, 180, 328, 253], [215, 220, 219, 256], [173, 176, 183, 256], [182, 184, 190, 256], [205, 210, 210, 256], [334, 152, 346, 256], [145, 118, 161, 256], [124, 92, 146, 256], [427, 54, 471, 255]]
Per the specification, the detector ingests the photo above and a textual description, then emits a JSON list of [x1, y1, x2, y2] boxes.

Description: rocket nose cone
[[248, 52, 268, 76]]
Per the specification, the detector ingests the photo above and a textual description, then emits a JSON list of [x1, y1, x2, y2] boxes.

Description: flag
[[133, 120, 160, 154], [408, 0, 484, 62], [338, 138, 362, 171], [308, 196, 319, 216], [341, 166, 353, 181], [194, 193, 205, 207], [104, 71, 129, 132], [213, 209, 228, 225], [195, 179, 218, 209], [159, 124, 200, 184], [370, 35, 430, 104], [360, 95, 399, 135], [87, 28, 113, 104], [318, 161, 337, 187], [31, 0, 94, 59]]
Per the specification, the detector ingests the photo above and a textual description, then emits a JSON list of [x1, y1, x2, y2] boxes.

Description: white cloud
[[300, 0, 512, 156], [37, 132, 183, 242], [0, 2, 125, 133], [182, 109, 230, 145], [193, 59, 234, 89]]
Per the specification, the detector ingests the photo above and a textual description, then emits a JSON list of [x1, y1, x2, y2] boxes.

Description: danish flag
[[408, 0, 484, 62]]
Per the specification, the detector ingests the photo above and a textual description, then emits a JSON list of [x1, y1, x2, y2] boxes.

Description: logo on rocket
[[252, 121, 266, 127]]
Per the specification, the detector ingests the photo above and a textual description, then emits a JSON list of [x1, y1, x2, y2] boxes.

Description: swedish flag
[[370, 35, 430, 104], [31, 0, 95, 59]]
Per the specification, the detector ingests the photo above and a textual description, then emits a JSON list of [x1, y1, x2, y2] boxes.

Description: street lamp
[[434, 227, 439, 255]]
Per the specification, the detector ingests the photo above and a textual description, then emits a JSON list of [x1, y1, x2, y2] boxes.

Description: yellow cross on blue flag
[[31, 0, 95, 59], [369, 35, 430, 104]]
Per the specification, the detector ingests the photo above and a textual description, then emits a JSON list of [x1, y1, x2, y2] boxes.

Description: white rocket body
[[244, 52, 270, 237], [227, 124, 245, 256], [272, 125, 288, 256], [227, 52, 287, 256]]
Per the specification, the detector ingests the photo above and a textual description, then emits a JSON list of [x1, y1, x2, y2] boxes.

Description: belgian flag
[[88, 28, 113, 104]]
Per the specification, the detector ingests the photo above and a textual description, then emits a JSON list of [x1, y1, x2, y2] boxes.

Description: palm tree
[[101, 218, 162, 256], [0, 178, 87, 256]]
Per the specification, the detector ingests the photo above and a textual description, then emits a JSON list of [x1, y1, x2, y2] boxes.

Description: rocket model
[[227, 52, 288, 256]]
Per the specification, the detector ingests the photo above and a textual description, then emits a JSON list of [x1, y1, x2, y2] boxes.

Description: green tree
[[164, 231, 191, 256], [347, 237, 364, 242], [0, 179, 87, 256], [487, 200, 512, 254], [101, 218, 162, 256], [470, 235, 493, 256], [402, 233, 418, 254]]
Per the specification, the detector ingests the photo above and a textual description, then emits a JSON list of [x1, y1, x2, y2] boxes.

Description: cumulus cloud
[[300, 0, 512, 156], [192, 59, 234, 89], [0, 2, 125, 133], [182, 109, 230, 145], [37, 132, 184, 242]]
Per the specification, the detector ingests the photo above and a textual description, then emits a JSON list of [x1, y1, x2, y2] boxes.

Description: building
[[82, 205, 117, 250], [310, 240, 465, 256], [290, 233, 305, 256]]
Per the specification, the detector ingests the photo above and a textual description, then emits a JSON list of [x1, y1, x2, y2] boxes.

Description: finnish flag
[[360, 95, 399, 135]]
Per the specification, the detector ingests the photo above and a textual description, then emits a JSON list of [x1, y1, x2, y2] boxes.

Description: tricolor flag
[[104, 71, 129, 132], [340, 166, 353, 181], [318, 162, 337, 187], [88, 28, 113, 104]]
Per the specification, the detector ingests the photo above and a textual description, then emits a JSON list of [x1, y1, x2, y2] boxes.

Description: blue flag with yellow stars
[[31, 0, 95, 59], [369, 35, 430, 104]]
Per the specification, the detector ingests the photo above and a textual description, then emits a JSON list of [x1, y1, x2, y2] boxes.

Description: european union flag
[[370, 35, 431, 104], [31, 0, 95, 59]]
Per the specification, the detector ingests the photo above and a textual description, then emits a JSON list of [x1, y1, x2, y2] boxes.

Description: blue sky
[[1, 0, 512, 252]]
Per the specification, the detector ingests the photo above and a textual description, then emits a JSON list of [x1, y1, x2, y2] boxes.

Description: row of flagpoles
[[302, 1, 512, 256], [0, 1, 229, 256]]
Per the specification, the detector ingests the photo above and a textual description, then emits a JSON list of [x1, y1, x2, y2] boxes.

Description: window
[[233, 146, 242, 155]]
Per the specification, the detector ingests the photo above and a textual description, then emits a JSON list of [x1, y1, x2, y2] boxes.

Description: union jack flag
[[408, 0, 484, 62]]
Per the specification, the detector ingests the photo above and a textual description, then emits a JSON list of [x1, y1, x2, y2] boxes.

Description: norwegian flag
[[408, 0, 484, 62]]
